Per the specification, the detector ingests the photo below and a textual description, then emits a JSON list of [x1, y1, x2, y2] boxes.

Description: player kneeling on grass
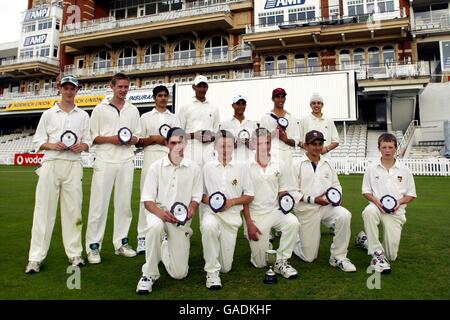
[[136, 127, 202, 294], [26, 75, 91, 274], [356, 133, 416, 274], [243, 128, 300, 279], [291, 130, 356, 272], [200, 130, 254, 290]]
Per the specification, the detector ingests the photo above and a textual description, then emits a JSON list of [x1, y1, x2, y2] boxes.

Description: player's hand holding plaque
[[279, 193, 294, 214], [209, 191, 226, 213], [170, 202, 188, 226], [118, 127, 132, 145], [237, 129, 250, 142], [325, 187, 342, 206], [277, 117, 289, 130], [60, 130, 77, 150], [202, 130, 214, 143], [159, 124, 171, 139], [380, 195, 397, 214]]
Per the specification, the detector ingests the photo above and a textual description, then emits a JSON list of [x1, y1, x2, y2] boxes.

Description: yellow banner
[[6, 95, 105, 111]]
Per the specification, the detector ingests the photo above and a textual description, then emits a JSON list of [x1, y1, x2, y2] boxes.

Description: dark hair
[[251, 127, 271, 142], [166, 127, 186, 142], [153, 85, 169, 98], [111, 73, 130, 86], [214, 129, 235, 146], [378, 133, 398, 149]]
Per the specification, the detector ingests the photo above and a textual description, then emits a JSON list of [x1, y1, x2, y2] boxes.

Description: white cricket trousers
[[137, 150, 167, 238], [362, 203, 406, 261], [85, 159, 134, 252], [243, 210, 300, 268], [294, 205, 352, 262], [141, 213, 192, 280], [200, 208, 242, 273], [28, 160, 83, 262]]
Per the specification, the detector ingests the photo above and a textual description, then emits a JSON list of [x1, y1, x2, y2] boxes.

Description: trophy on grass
[[263, 249, 277, 284]]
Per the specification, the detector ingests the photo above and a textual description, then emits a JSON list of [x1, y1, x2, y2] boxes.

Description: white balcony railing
[[247, 9, 404, 34], [0, 56, 59, 67], [340, 61, 430, 80], [258, 61, 430, 80], [63, 48, 252, 77], [413, 10, 450, 32], [62, 0, 246, 37]]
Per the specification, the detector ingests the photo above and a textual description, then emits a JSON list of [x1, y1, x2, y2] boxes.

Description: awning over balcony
[[61, 12, 235, 49], [243, 17, 410, 52], [0, 58, 60, 79], [358, 78, 430, 95]]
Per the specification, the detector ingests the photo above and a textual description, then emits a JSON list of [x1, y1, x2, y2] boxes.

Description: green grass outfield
[[0, 165, 449, 300]]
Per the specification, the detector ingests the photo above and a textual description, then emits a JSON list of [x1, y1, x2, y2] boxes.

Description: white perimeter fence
[[2, 153, 449, 176]]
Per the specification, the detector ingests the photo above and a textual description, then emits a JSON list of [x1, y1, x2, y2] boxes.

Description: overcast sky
[[0, 0, 29, 43]]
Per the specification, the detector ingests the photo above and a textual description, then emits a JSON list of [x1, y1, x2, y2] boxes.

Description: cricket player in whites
[[356, 133, 416, 273], [135, 85, 180, 255], [291, 130, 356, 272], [26, 75, 91, 273], [259, 88, 299, 169], [85, 73, 142, 263], [177, 75, 220, 167], [220, 95, 257, 162], [243, 128, 300, 279], [298, 93, 340, 154], [136, 127, 202, 294], [201, 130, 254, 289]]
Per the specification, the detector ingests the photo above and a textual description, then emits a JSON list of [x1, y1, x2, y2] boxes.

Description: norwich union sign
[[264, 0, 306, 10]]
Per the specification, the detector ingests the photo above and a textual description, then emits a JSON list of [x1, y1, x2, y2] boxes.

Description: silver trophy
[[263, 249, 277, 284]]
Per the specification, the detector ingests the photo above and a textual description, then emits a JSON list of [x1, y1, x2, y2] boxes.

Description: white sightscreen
[[174, 71, 357, 123]]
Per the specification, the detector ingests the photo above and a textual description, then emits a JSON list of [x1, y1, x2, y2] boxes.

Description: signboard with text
[[14, 153, 44, 167], [24, 7, 50, 22]]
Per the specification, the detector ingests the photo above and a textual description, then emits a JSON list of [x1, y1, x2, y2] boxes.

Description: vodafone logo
[[14, 153, 44, 167]]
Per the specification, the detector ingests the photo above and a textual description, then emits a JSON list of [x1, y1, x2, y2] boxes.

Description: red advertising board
[[14, 153, 43, 167]]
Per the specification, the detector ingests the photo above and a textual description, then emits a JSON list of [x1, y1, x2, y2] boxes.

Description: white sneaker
[[274, 260, 298, 279], [88, 243, 101, 264], [136, 237, 146, 255], [87, 250, 101, 264], [115, 244, 137, 257], [329, 257, 357, 272], [69, 256, 85, 267], [370, 250, 391, 273], [355, 230, 368, 250], [206, 271, 222, 290], [25, 261, 41, 274], [136, 275, 155, 295]]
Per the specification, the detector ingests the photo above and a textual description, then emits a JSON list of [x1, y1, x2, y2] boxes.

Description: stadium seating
[[0, 130, 36, 153], [328, 124, 368, 158]]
